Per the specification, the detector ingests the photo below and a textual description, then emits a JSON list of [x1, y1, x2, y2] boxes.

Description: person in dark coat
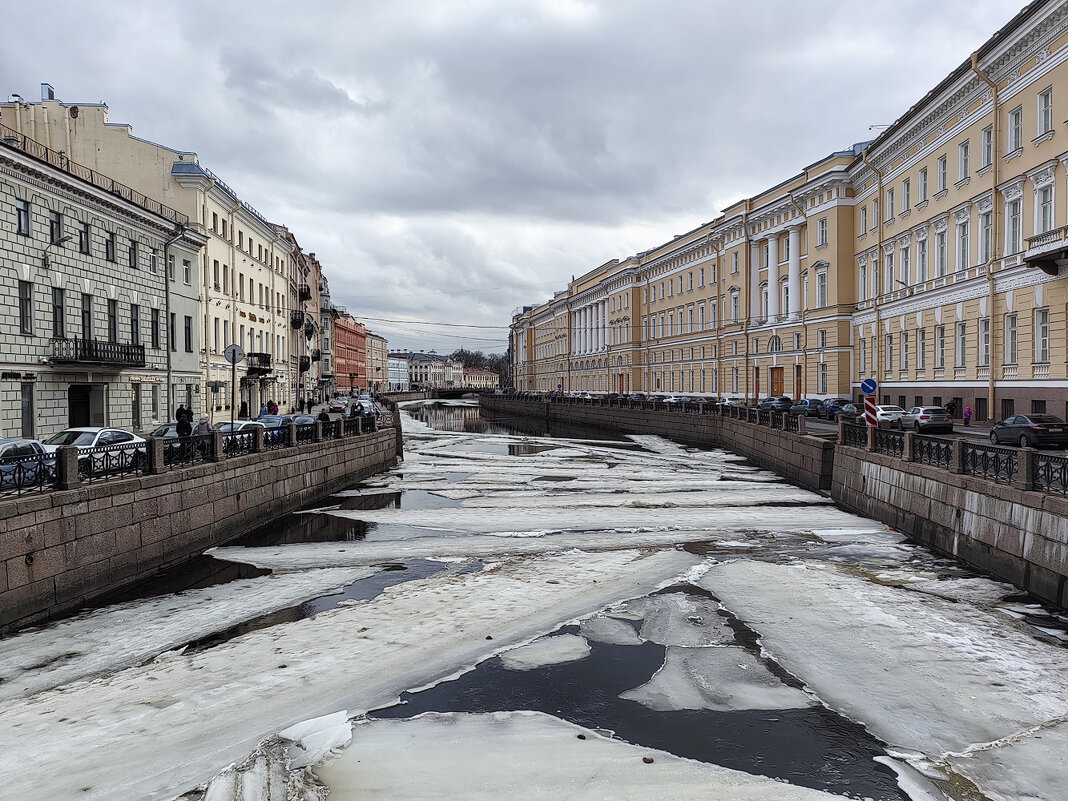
[[175, 404, 188, 422], [317, 408, 331, 423], [176, 413, 192, 438], [945, 400, 956, 418]]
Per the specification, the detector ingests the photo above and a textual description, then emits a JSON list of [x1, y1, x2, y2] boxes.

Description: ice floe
[[578, 615, 644, 646], [499, 634, 591, 670], [622, 592, 737, 647]]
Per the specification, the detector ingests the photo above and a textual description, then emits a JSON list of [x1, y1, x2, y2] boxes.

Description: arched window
[[768, 336, 783, 353]]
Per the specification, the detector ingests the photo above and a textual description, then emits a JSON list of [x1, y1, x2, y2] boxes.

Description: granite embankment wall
[[0, 426, 399, 633], [480, 396, 1068, 608], [479, 396, 834, 493], [832, 447, 1068, 607]]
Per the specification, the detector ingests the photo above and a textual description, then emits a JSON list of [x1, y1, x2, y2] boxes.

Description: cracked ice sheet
[[313, 711, 847, 801], [698, 560, 1068, 794], [0, 549, 695, 801], [0, 566, 377, 701], [945, 719, 1068, 801], [499, 634, 591, 670]]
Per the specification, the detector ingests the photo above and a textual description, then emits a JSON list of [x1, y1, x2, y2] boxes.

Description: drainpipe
[[162, 225, 187, 417], [972, 52, 1000, 422], [861, 148, 884, 400]]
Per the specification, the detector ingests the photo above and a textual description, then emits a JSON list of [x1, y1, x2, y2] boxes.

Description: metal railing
[[52, 338, 146, 367], [262, 427, 289, 451], [912, 435, 953, 469], [784, 413, 799, 433], [343, 418, 361, 436], [78, 442, 147, 483], [223, 431, 255, 458], [296, 423, 316, 444], [873, 428, 905, 458], [163, 434, 213, 468], [962, 442, 1017, 486], [1032, 451, 1068, 496], [842, 423, 868, 449], [323, 420, 341, 439], [0, 452, 54, 496]]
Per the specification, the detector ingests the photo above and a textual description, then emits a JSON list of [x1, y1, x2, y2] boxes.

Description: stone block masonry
[[0, 425, 399, 633]]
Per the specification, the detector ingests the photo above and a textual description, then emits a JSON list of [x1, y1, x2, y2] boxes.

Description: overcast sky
[[2, 0, 1022, 353]]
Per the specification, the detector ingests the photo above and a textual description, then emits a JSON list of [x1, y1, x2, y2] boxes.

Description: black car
[[817, 398, 852, 420], [758, 396, 793, 412], [989, 414, 1068, 448]]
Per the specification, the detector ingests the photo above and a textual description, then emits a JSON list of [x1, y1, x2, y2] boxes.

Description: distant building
[[387, 354, 410, 392], [463, 368, 500, 390], [393, 351, 464, 389], [334, 313, 367, 394], [367, 332, 389, 392]]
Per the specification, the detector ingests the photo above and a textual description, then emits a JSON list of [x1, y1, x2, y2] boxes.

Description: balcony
[[311, 348, 322, 362], [1025, 226, 1068, 274], [298, 284, 312, 302], [290, 309, 305, 330], [299, 355, 311, 373], [245, 352, 273, 376], [52, 338, 145, 367]]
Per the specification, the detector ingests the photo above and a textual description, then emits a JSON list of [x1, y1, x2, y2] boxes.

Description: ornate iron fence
[[163, 434, 214, 467], [0, 452, 54, 496], [784, 414, 799, 433], [262, 427, 289, 451], [757, 410, 771, 426], [912, 435, 953, 469], [223, 431, 255, 458], [1032, 451, 1068, 496], [962, 442, 1017, 485], [296, 423, 317, 444], [343, 418, 361, 436], [842, 423, 868, 449], [78, 442, 147, 483], [323, 420, 342, 439], [873, 428, 905, 458]]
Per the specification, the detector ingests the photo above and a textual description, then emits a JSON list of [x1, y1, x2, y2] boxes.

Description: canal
[[1, 399, 1066, 801]]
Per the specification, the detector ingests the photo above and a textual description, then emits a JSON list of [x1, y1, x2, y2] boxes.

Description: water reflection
[[406, 401, 630, 443]]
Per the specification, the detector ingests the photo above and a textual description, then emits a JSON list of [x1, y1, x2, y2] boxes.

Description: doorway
[[794, 364, 802, 399], [770, 367, 784, 397], [69, 384, 105, 427]]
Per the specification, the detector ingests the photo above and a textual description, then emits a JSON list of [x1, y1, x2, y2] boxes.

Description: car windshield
[[44, 431, 97, 446]]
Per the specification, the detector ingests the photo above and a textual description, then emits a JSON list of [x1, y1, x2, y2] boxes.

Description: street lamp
[[43, 234, 73, 268]]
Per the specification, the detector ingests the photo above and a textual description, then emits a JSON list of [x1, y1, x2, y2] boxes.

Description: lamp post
[[43, 234, 73, 268]]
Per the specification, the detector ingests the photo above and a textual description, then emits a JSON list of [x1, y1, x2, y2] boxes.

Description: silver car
[[898, 406, 953, 433]]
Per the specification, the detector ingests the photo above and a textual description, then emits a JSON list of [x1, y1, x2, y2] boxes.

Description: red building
[[335, 314, 367, 394]]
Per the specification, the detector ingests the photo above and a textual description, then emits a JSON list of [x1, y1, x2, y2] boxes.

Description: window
[[730, 292, 739, 323], [935, 231, 947, 277], [16, 199, 30, 236], [979, 211, 992, 263], [937, 155, 947, 192], [183, 259, 192, 284], [979, 318, 990, 366], [817, 217, 827, 246], [818, 362, 827, 394], [918, 167, 928, 202], [917, 329, 926, 370], [49, 211, 63, 244], [212, 212, 219, 232], [184, 316, 193, 352], [105, 231, 116, 262], [150, 248, 158, 273], [1008, 106, 1023, 152], [1037, 185, 1054, 233], [698, 268, 704, 288], [1038, 87, 1053, 136], [816, 272, 827, 307], [935, 325, 946, 368], [958, 141, 969, 180], [858, 263, 867, 301], [981, 126, 993, 168], [860, 338, 867, 373], [884, 252, 894, 294], [151, 384, 159, 420], [956, 322, 967, 367], [170, 313, 177, 352], [887, 189, 895, 219], [238, 231, 243, 249], [902, 331, 910, 370], [1006, 198, 1022, 254], [151, 307, 160, 349], [1005, 313, 1017, 364], [51, 287, 64, 338], [917, 238, 928, 282], [1035, 308, 1050, 363], [886, 335, 894, 370], [221, 219, 228, 239], [128, 240, 138, 269], [79, 222, 90, 254], [688, 272, 693, 291], [107, 299, 118, 342], [956, 220, 969, 270], [81, 294, 93, 339], [782, 237, 790, 262], [731, 253, 739, 274], [18, 281, 33, 335], [860, 206, 868, 234], [872, 199, 878, 224], [900, 244, 910, 285], [131, 304, 140, 346], [168, 254, 175, 281]]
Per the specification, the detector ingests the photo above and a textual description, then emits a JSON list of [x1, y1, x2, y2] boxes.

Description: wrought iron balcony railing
[[290, 309, 305, 330], [245, 352, 273, 376], [298, 284, 313, 302], [52, 338, 146, 367]]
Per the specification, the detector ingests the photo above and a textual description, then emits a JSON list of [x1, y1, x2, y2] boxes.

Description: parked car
[[293, 415, 317, 425], [899, 406, 953, 433], [758, 396, 793, 412], [990, 414, 1068, 448], [816, 398, 852, 420], [837, 403, 864, 422], [875, 405, 907, 427], [626, 392, 648, 402], [788, 399, 819, 416], [663, 395, 693, 405], [328, 399, 347, 413], [147, 423, 178, 438], [256, 415, 295, 429], [41, 427, 147, 476], [213, 420, 266, 433], [716, 396, 745, 407], [0, 438, 54, 490]]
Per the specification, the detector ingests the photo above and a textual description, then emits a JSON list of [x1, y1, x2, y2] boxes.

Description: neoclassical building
[[513, 0, 1068, 421]]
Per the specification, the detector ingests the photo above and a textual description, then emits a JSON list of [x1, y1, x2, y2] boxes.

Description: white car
[[874, 405, 906, 426], [41, 427, 147, 476]]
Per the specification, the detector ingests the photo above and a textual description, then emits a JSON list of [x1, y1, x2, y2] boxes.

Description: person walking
[[175, 404, 188, 422], [945, 400, 956, 419], [259, 403, 268, 419], [963, 405, 972, 427], [317, 407, 331, 423], [194, 415, 211, 436]]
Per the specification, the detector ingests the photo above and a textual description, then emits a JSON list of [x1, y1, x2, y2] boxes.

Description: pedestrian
[[299, 397, 306, 414], [259, 403, 268, 419], [175, 404, 188, 422], [945, 400, 956, 418], [176, 413, 192, 438], [317, 407, 331, 423], [193, 415, 211, 436], [963, 405, 972, 427], [268, 400, 278, 415]]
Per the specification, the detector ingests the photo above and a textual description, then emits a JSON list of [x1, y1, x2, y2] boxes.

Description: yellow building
[[512, 0, 1068, 420]]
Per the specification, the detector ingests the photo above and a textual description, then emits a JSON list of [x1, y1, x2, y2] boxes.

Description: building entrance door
[[794, 364, 802, 398], [69, 384, 105, 427], [770, 367, 784, 397]]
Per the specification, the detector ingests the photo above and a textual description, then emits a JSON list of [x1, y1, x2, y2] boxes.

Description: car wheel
[[914, 422, 921, 432], [989, 432, 998, 445], [1019, 434, 1032, 448]]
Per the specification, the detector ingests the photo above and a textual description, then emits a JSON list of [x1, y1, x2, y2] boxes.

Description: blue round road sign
[[860, 378, 878, 395]]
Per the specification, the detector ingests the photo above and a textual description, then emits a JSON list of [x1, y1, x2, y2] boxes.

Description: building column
[[749, 241, 761, 325], [767, 235, 780, 322], [788, 225, 801, 320]]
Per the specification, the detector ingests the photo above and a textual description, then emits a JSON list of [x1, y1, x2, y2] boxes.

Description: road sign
[[860, 378, 877, 395], [224, 344, 245, 364], [558, 383, 562, 389], [864, 396, 878, 426]]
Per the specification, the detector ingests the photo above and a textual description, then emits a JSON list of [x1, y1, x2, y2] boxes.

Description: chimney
[[41, 83, 55, 101]]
